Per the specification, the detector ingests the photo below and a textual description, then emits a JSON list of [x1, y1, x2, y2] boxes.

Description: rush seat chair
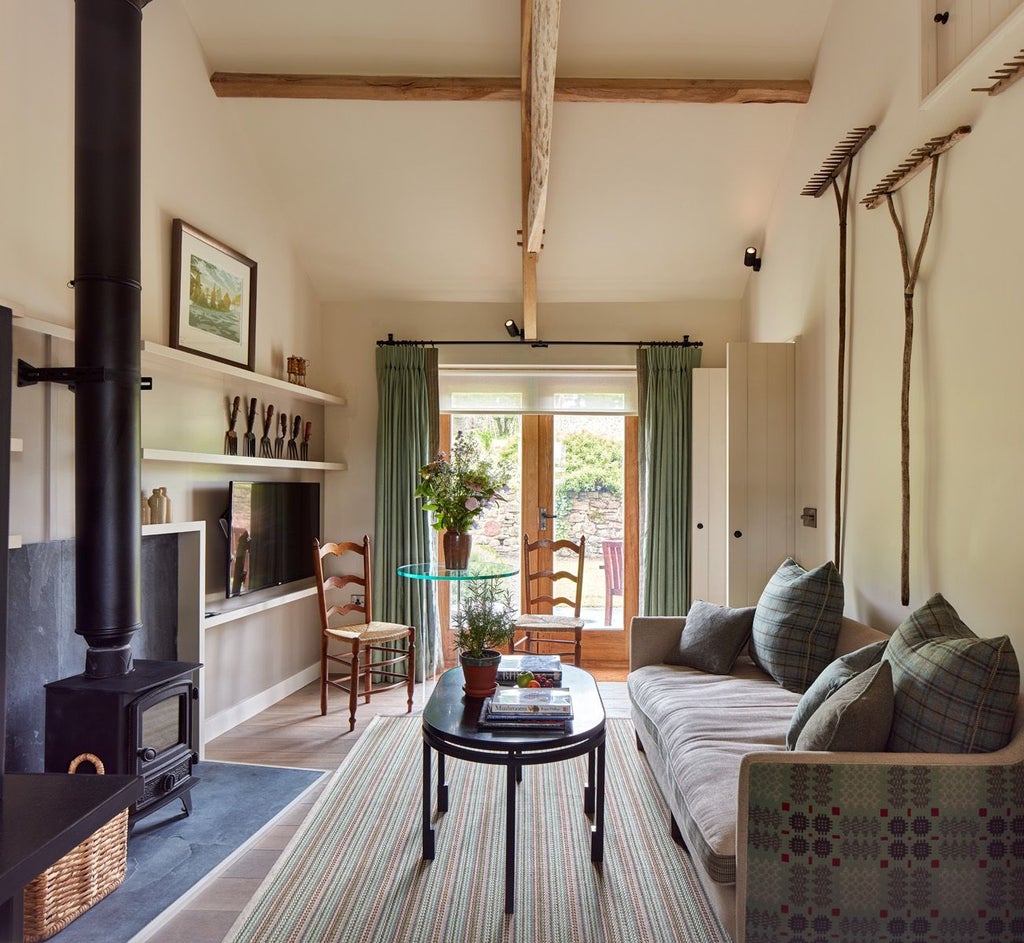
[[313, 536, 415, 731], [510, 533, 586, 667]]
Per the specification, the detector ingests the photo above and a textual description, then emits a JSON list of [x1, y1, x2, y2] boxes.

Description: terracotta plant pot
[[443, 530, 473, 569], [460, 649, 502, 698]]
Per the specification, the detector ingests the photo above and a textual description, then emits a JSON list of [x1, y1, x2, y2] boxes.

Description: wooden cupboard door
[[726, 343, 795, 607], [691, 368, 726, 605]]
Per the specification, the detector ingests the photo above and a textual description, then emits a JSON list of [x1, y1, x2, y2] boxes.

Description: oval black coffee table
[[421, 663, 606, 914]]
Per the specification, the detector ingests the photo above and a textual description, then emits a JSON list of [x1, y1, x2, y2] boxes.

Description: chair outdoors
[[510, 533, 586, 667], [313, 535, 415, 731], [600, 538, 623, 625]]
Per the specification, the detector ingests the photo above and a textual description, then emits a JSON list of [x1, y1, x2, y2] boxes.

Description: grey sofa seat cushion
[[628, 662, 800, 884], [628, 659, 802, 717], [639, 703, 793, 884]]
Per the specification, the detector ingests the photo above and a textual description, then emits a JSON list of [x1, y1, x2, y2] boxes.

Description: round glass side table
[[396, 561, 519, 583], [397, 561, 520, 621]]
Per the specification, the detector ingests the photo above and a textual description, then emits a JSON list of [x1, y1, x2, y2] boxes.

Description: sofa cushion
[[749, 558, 844, 693], [664, 601, 755, 674], [628, 662, 800, 884], [794, 659, 894, 751], [786, 640, 888, 749], [628, 659, 802, 717], [883, 594, 1019, 753]]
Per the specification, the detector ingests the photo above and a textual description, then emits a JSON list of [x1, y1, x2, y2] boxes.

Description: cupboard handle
[[696, 522, 704, 529], [733, 530, 742, 538]]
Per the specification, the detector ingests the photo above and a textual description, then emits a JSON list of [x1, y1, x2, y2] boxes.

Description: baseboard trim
[[203, 663, 320, 742]]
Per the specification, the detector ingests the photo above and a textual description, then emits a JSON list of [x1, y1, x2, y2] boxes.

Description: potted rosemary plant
[[455, 578, 516, 697]]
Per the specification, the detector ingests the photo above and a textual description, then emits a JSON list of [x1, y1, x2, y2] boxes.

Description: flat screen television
[[224, 481, 320, 598]]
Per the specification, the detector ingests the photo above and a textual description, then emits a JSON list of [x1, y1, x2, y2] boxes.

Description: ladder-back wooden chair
[[313, 536, 415, 731], [601, 538, 623, 625], [510, 533, 586, 667]]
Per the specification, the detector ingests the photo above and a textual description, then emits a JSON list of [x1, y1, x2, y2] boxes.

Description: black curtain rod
[[376, 333, 703, 349]]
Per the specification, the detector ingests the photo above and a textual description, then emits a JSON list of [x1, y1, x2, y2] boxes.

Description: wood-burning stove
[[44, 660, 200, 822]]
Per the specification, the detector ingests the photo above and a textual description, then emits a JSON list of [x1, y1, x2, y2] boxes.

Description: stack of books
[[478, 686, 574, 731], [495, 654, 563, 686]]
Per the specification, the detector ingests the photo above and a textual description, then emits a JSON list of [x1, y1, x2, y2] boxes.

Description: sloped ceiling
[[178, 1, 833, 305]]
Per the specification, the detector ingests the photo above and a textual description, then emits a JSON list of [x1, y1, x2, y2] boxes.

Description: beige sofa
[[628, 615, 1024, 943]]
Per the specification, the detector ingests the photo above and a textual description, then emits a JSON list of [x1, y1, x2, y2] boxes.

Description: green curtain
[[373, 345, 442, 680], [637, 344, 702, 616]]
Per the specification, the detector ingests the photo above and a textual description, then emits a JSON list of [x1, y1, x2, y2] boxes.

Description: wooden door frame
[[438, 411, 637, 672]]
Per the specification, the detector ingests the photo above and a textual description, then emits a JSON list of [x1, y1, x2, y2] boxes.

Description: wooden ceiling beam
[[209, 72, 810, 105], [520, 0, 537, 340]]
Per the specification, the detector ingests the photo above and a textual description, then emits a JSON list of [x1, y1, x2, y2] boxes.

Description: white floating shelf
[[142, 520, 205, 538], [142, 447, 346, 472], [203, 581, 318, 628], [12, 315, 75, 342], [141, 341, 346, 406]]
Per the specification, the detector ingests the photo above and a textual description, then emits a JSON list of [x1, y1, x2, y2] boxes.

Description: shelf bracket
[[18, 359, 153, 391]]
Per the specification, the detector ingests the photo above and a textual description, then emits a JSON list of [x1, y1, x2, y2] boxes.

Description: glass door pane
[[553, 415, 625, 628], [450, 415, 522, 610]]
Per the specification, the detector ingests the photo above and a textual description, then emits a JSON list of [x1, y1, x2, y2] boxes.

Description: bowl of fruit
[[516, 671, 555, 688]]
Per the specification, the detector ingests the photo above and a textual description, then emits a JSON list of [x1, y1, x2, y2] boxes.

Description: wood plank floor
[[143, 671, 630, 943]]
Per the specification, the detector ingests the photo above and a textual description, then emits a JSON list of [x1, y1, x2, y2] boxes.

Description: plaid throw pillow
[[883, 593, 1019, 753], [749, 558, 844, 693]]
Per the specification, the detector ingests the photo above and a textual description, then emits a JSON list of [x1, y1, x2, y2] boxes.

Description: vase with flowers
[[415, 431, 509, 569]]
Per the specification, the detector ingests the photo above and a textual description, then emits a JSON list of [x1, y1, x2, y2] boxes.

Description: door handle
[[539, 507, 557, 532]]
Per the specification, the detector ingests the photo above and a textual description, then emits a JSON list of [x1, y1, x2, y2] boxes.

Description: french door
[[438, 412, 638, 669]]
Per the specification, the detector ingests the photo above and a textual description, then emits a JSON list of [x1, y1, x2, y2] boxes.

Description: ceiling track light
[[743, 246, 762, 272], [504, 319, 524, 340]]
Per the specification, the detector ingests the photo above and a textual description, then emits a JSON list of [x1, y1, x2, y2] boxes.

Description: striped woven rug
[[225, 715, 729, 943]]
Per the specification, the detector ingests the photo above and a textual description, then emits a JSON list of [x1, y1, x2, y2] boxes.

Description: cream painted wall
[[1, 0, 321, 375], [745, 0, 1024, 652], [1, 0, 325, 732], [320, 298, 743, 542]]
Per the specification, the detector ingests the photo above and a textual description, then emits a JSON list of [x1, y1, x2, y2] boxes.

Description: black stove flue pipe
[[74, 0, 148, 678]]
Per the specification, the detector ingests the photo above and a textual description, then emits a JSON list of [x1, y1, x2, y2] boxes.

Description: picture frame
[[170, 218, 257, 370]]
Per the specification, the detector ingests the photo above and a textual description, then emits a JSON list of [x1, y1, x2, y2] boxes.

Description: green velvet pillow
[[794, 660, 894, 752], [749, 558, 844, 693], [785, 640, 888, 750], [664, 600, 755, 675], [883, 593, 1019, 753]]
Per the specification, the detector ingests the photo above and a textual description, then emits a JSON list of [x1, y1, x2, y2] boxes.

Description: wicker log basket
[[23, 753, 130, 943]]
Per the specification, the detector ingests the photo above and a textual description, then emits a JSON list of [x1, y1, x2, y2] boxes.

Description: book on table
[[478, 687, 574, 731], [477, 712, 572, 731], [478, 701, 573, 731], [487, 687, 573, 715], [495, 654, 562, 685]]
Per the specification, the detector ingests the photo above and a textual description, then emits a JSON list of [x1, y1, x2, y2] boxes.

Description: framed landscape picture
[[170, 218, 257, 370]]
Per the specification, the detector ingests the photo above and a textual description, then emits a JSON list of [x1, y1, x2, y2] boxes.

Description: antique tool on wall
[[275, 411, 287, 458], [224, 395, 240, 455], [801, 125, 875, 573], [287, 414, 301, 460], [300, 420, 311, 460], [259, 404, 274, 458], [243, 396, 257, 456], [862, 125, 971, 606]]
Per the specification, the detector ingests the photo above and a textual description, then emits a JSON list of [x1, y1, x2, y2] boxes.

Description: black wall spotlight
[[504, 318, 524, 339], [744, 246, 762, 272]]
